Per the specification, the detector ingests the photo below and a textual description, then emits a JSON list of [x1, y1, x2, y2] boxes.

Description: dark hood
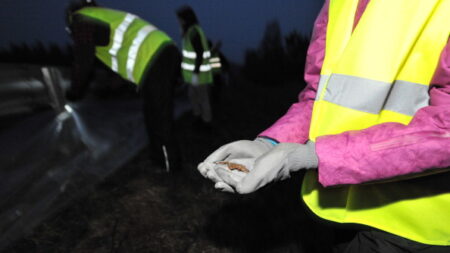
[[176, 5, 199, 34], [65, 0, 98, 27]]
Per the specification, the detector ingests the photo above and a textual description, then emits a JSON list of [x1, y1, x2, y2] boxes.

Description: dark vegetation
[[0, 42, 73, 66], [3, 22, 355, 252], [243, 21, 310, 86]]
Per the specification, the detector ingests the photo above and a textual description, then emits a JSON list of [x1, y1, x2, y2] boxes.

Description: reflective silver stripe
[[181, 62, 212, 72], [182, 50, 196, 58], [109, 14, 136, 72], [210, 57, 220, 63], [203, 51, 211, 58], [384, 80, 429, 116], [182, 50, 211, 59], [126, 25, 157, 82], [324, 74, 391, 114], [162, 145, 170, 172], [111, 57, 118, 72], [322, 74, 429, 116], [315, 75, 329, 101]]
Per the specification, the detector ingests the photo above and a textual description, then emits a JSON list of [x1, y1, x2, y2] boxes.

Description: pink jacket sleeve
[[317, 41, 450, 187], [258, 0, 329, 144]]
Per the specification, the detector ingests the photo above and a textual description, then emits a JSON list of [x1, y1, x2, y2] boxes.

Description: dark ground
[[6, 72, 356, 253]]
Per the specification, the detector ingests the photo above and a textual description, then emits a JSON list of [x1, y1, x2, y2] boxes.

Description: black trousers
[[139, 44, 181, 170], [335, 229, 450, 253]]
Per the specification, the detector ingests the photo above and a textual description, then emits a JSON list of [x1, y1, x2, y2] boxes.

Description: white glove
[[215, 141, 318, 194], [197, 138, 275, 191], [191, 73, 200, 86]]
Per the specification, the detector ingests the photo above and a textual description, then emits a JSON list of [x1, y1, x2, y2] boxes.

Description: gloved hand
[[191, 73, 200, 86], [214, 141, 318, 194], [197, 138, 276, 191]]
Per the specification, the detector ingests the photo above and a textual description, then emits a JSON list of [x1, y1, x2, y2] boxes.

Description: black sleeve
[[191, 29, 204, 74], [67, 19, 96, 101], [219, 52, 230, 71]]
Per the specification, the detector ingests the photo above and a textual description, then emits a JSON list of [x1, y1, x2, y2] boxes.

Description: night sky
[[0, 0, 324, 63]]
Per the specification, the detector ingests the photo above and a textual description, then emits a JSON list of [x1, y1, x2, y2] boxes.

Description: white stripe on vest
[[109, 14, 136, 72], [126, 25, 157, 82]]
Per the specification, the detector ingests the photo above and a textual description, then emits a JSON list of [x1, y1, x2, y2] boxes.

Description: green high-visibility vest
[[181, 25, 213, 85], [74, 7, 173, 85]]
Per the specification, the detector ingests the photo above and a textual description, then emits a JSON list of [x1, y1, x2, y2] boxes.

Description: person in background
[[65, 0, 181, 171], [176, 6, 214, 127], [198, 0, 450, 252]]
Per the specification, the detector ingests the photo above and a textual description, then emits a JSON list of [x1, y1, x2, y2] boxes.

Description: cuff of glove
[[288, 141, 318, 170]]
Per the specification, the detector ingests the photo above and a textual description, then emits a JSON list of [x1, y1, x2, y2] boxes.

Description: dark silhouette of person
[[176, 5, 213, 126]]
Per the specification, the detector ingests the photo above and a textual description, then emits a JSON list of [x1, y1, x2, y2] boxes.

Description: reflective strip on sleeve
[[210, 57, 220, 63], [126, 25, 157, 82], [109, 14, 136, 72], [182, 50, 211, 59], [210, 62, 222, 68], [181, 62, 212, 72], [322, 74, 429, 116]]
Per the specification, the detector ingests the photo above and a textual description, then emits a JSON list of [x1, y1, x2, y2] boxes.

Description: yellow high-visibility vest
[[303, 0, 450, 245]]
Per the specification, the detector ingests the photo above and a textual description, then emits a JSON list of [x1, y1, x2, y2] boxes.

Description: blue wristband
[[259, 137, 279, 146]]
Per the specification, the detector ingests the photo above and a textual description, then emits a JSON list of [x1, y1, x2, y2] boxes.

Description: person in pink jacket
[[198, 0, 450, 252]]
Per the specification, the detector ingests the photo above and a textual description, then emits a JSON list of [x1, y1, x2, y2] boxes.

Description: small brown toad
[[215, 161, 249, 173]]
